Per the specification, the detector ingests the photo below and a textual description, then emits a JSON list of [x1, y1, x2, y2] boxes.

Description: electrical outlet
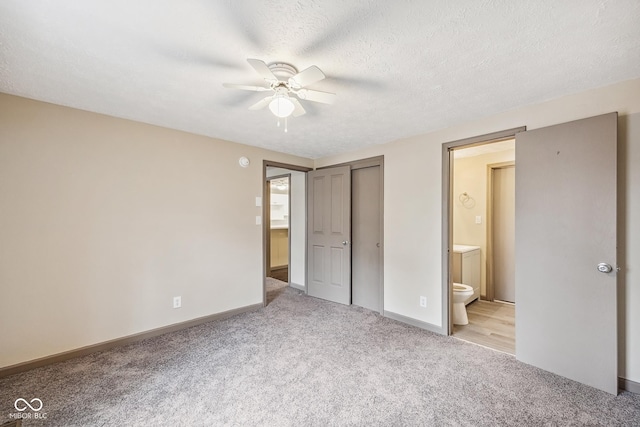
[[173, 296, 181, 309], [419, 296, 427, 307]]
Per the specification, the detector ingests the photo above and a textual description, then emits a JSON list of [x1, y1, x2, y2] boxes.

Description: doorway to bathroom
[[442, 115, 618, 394], [449, 137, 516, 354]]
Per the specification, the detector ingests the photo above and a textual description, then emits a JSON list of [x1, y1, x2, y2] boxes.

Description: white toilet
[[452, 283, 474, 325]]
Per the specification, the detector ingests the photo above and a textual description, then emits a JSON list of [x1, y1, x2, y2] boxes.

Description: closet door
[[352, 165, 382, 312], [307, 166, 351, 305]]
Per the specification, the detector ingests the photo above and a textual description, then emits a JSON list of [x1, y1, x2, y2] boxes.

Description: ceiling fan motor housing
[[268, 62, 298, 80]]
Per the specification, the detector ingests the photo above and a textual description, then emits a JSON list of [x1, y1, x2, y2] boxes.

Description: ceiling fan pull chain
[[284, 117, 288, 133]]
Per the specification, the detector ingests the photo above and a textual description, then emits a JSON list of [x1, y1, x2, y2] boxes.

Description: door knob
[[597, 263, 613, 273], [342, 241, 350, 246]]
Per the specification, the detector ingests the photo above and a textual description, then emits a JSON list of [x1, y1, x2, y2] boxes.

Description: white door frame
[[441, 127, 526, 334]]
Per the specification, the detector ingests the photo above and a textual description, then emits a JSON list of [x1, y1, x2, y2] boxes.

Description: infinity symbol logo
[[14, 398, 43, 412]]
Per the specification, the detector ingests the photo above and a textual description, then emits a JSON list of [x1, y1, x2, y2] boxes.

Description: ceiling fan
[[223, 59, 336, 131]]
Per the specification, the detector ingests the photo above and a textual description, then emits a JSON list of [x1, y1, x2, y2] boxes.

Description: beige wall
[[453, 148, 515, 297], [315, 78, 640, 383], [0, 93, 312, 368], [3, 79, 640, 384]]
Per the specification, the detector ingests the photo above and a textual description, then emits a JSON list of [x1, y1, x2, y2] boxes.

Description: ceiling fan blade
[[290, 98, 306, 117], [247, 58, 278, 83], [222, 83, 270, 92], [295, 89, 336, 105], [288, 66, 326, 88], [249, 96, 273, 111]]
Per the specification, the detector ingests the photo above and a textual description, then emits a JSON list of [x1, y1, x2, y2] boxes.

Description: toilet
[[452, 283, 474, 325]]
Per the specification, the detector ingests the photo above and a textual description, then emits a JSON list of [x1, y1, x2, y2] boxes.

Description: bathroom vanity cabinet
[[452, 245, 481, 304], [270, 227, 289, 268]]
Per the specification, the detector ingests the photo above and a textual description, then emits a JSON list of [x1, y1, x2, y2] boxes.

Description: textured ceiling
[[1, 1, 639, 158]]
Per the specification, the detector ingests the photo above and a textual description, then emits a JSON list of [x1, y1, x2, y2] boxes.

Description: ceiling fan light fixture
[[268, 96, 295, 118], [223, 59, 335, 128]]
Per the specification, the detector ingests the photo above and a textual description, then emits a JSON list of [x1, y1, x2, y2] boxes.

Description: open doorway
[[266, 174, 290, 283], [442, 115, 619, 394], [263, 162, 311, 306], [443, 130, 522, 354], [451, 139, 515, 353]]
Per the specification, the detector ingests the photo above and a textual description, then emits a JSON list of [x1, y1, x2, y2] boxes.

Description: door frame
[[263, 160, 312, 307], [485, 161, 515, 302], [318, 156, 385, 314], [441, 127, 525, 334]]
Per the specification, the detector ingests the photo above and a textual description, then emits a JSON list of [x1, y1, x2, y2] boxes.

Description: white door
[[515, 113, 618, 394], [307, 166, 351, 304]]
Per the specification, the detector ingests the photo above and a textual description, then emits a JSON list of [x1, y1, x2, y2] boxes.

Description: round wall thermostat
[[238, 156, 250, 168]]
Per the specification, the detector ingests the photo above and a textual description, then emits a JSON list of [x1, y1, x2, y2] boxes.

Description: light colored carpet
[[265, 277, 288, 305], [1, 286, 639, 426]]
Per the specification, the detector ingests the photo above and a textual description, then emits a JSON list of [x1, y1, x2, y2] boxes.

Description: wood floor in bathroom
[[453, 300, 515, 354]]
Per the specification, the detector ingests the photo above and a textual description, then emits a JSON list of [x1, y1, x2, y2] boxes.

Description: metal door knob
[[597, 263, 613, 273], [342, 241, 350, 246]]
